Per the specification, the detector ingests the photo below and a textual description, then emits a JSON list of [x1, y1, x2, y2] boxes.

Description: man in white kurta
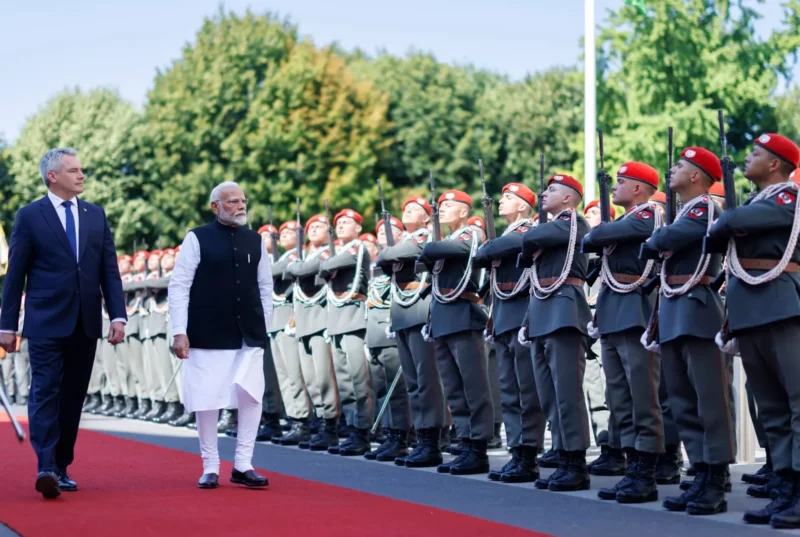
[[169, 181, 273, 489]]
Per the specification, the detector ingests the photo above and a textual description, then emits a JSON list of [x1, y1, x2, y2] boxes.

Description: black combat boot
[[339, 428, 371, 456], [131, 398, 152, 419], [538, 448, 560, 469], [488, 423, 503, 450], [535, 451, 568, 490], [154, 402, 182, 424], [686, 464, 728, 515], [743, 470, 795, 524], [769, 472, 800, 529], [401, 428, 443, 468], [276, 419, 311, 446], [408, 428, 417, 448], [119, 397, 138, 419], [83, 393, 102, 413], [664, 463, 708, 512], [438, 439, 470, 473], [448, 438, 470, 456], [616, 452, 658, 504], [308, 415, 322, 435], [747, 472, 784, 499], [681, 466, 731, 492], [438, 426, 451, 452], [255, 413, 282, 442], [549, 451, 590, 492], [337, 416, 350, 438], [655, 444, 681, 485], [170, 410, 195, 427], [489, 447, 520, 481], [685, 464, 698, 476], [743, 448, 773, 485], [309, 419, 339, 451], [375, 430, 409, 462], [501, 446, 540, 483], [217, 409, 236, 433], [598, 456, 639, 500], [450, 440, 490, 476], [145, 400, 167, 422], [589, 446, 627, 476], [96, 396, 115, 416], [110, 395, 127, 417]]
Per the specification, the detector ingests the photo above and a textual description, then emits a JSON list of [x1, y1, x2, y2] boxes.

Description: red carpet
[[0, 416, 549, 537]]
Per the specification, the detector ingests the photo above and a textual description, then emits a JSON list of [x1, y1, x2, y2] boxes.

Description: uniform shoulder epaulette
[[688, 206, 707, 219], [635, 207, 654, 219], [774, 185, 798, 206], [456, 228, 473, 241]]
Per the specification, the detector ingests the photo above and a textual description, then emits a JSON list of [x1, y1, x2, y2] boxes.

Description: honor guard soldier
[[473, 183, 545, 483], [360, 233, 380, 263], [365, 217, 412, 462], [707, 134, 800, 529], [642, 147, 735, 515], [519, 174, 592, 492], [1, 293, 29, 405], [285, 214, 340, 451], [582, 162, 665, 504], [267, 222, 314, 446], [418, 190, 493, 476], [318, 208, 374, 456], [376, 197, 448, 468], [120, 250, 150, 419], [709, 182, 726, 210]]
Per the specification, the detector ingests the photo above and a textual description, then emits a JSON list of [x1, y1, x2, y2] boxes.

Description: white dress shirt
[[168, 228, 274, 337]]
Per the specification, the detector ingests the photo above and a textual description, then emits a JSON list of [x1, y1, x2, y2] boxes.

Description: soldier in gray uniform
[[641, 146, 735, 516], [520, 174, 592, 492], [116, 250, 149, 418], [473, 182, 545, 483], [318, 208, 374, 456], [707, 133, 800, 528], [267, 221, 313, 446], [419, 189, 493, 476], [286, 213, 340, 451], [377, 196, 448, 468], [1, 295, 29, 405], [365, 217, 412, 462], [582, 162, 664, 504]]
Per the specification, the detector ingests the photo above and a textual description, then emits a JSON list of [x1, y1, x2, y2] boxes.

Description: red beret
[[709, 182, 725, 196], [681, 147, 722, 182], [650, 191, 666, 204], [334, 209, 363, 226], [755, 133, 800, 167], [162, 248, 176, 257], [134, 250, 150, 260], [617, 162, 659, 189], [149, 249, 163, 259], [548, 174, 583, 198], [438, 190, 473, 207], [402, 196, 432, 216], [305, 214, 329, 233], [468, 216, 485, 228], [279, 221, 300, 233], [502, 183, 537, 207], [258, 224, 277, 234], [584, 200, 600, 215], [118, 254, 133, 263], [376, 216, 405, 235], [359, 233, 377, 243]]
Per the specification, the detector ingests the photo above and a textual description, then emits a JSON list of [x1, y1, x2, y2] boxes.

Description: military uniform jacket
[[582, 205, 657, 336], [268, 248, 299, 334], [647, 197, 723, 343], [473, 219, 533, 336], [707, 184, 800, 332], [319, 239, 370, 336], [420, 226, 488, 338], [122, 273, 144, 337], [365, 265, 395, 349], [286, 246, 331, 338], [521, 211, 591, 338], [376, 228, 432, 332], [141, 272, 169, 338]]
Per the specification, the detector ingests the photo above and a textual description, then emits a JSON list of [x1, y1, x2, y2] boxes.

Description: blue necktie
[[62, 200, 77, 261]]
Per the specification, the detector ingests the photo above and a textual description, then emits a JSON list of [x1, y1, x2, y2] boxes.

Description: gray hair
[[40, 148, 78, 187], [210, 181, 241, 203]]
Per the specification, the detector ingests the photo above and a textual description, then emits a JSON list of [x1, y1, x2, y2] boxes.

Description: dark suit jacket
[[1, 195, 126, 339]]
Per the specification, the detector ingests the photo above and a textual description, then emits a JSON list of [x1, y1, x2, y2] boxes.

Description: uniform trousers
[[585, 337, 618, 448], [270, 330, 311, 420], [299, 331, 339, 420], [369, 346, 411, 431], [396, 327, 447, 430], [262, 343, 284, 416], [144, 335, 179, 403], [331, 330, 373, 430], [101, 339, 122, 397]]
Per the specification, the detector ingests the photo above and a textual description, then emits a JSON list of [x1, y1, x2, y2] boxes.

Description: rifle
[[585, 130, 611, 285], [479, 159, 496, 241], [267, 206, 279, 263], [430, 169, 441, 243], [641, 127, 675, 294], [0, 384, 25, 442], [709, 109, 738, 291], [539, 153, 547, 224], [324, 199, 337, 254], [295, 198, 305, 261], [377, 179, 395, 247]]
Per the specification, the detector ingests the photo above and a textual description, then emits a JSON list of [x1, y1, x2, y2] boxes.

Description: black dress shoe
[[35, 471, 61, 499], [198, 473, 219, 489], [230, 469, 268, 487], [57, 471, 78, 492]]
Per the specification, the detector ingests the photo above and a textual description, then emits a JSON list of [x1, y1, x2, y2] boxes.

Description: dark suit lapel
[[77, 198, 89, 262], [38, 196, 75, 262]]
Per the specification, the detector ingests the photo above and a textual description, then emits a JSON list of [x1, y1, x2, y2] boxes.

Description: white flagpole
[[584, 0, 597, 202]]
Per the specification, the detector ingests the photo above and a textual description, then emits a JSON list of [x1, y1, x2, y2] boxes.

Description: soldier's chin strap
[[529, 208, 578, 300]]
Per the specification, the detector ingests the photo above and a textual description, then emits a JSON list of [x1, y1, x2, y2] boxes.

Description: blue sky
[[0, 0, 793, 141]]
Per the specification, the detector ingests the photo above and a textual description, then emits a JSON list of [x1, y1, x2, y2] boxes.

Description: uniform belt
[[439, 289, 483, 305], [738, 258, 800, 273], [333, 292, 367, 301], [396, 281, 428, 291], [666, 275, 713, 286], [497, 282, 522, 291], [537, 277, 585, 287], [610, 273, 643, 284]]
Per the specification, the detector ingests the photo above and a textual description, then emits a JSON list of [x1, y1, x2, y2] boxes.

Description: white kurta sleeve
[[257, 240, 274, 332], [168, 232, 201, 337]]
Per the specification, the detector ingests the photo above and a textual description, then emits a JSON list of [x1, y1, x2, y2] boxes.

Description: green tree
[[776, 86, 800, 143]]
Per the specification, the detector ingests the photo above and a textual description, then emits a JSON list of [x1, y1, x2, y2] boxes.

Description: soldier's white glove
[[640, 329, 660, 354], [385, 326, 396, 340], [421, 324, 433, 343], [715, 331, 739, 355], [517, 326, 531, 348], [323, 329, 331, 343], [483, 328, 494, 343], [586, 320, 600, 339]]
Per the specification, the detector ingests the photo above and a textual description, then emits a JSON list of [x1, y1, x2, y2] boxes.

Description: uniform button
[[688, 293, 693, 297], [237, 315, 241, 319], [234, 247, 237, 251], [236, 280, 240, 284], [236, 264, 239, 267], [237, 298, 241, 302]]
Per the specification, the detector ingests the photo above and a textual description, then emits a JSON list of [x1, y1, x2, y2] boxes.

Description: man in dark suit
[[0, 147, 126, 500]]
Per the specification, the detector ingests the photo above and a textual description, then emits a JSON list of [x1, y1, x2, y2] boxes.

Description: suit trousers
[[331, 330, 373, 430], [601, 329, 665, 454], [396, 327, 447, 430], [493, 330, 545, 449], [270, 330, 311, 420], [28, 324, 97, 473], [531, 328, 591, 452], [661, 337, 737, 465], [435, 330, 493, 441], [737, 318, 800, 472], [369, 346, 411, 431], [300, 331, 340, 420]]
